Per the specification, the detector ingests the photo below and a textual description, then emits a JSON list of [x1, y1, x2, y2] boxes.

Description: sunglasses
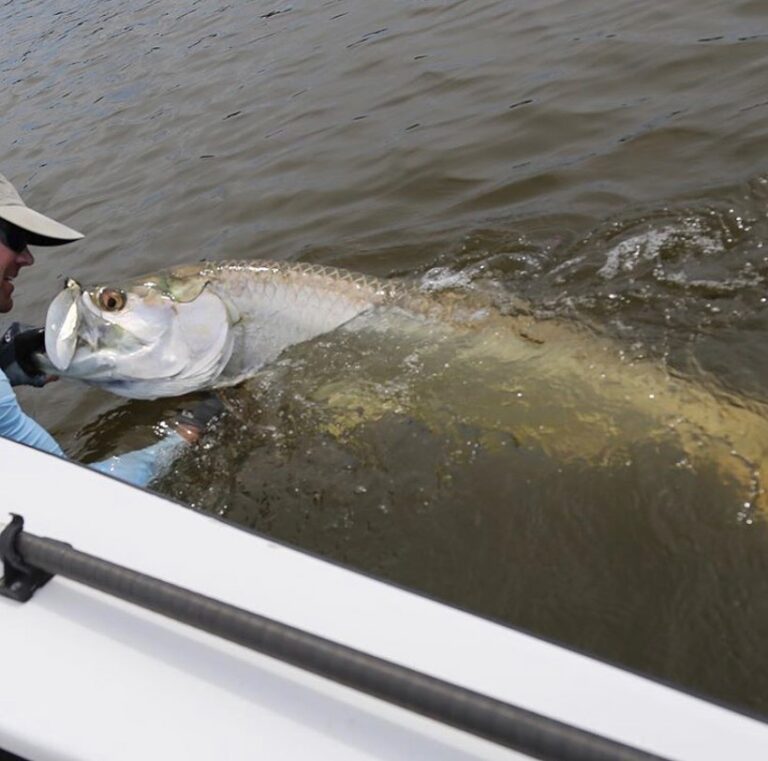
[[0, 219, 28, 254]]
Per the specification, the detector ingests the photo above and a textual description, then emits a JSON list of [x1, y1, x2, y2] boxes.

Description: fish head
[[43, 267, 236, 399]]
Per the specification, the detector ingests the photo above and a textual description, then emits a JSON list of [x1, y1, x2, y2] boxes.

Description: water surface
[[3, 0, 768, 716]]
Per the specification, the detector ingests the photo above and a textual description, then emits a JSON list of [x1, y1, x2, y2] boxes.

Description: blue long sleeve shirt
[[0, 370, 187, 488]]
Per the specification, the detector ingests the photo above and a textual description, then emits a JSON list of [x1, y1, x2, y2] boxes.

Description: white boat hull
[[1, 436, 766, 760]]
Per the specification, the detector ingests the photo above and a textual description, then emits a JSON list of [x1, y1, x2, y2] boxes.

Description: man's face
[[0, 224, 34, 313]]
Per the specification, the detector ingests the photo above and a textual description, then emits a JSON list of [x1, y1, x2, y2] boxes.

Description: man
[[0, 172, 220, 487]]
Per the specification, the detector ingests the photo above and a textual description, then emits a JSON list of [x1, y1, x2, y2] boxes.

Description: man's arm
[[0, 370, 185, 487], [89, 433, 188, 488], [0, 369, 223, 489], [0, 371, 65, 456], [90, 398, 224, 486]]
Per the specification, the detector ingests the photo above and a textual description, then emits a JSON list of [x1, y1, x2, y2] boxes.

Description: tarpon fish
[[43, 261, 415, 398], [41, 259, 768, 511]]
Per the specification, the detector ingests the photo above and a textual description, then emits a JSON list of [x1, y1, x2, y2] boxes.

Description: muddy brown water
[[4, 0, 768, 717]]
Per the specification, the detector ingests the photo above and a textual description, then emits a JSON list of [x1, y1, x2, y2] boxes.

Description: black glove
[[173, 394, 226, 439], [0, 323, 48, 387]]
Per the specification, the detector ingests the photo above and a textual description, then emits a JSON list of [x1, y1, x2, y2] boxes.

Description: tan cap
[[0, 172, 84, 246]]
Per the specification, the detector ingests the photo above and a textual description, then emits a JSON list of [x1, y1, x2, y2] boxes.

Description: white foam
[[598, 221, 721, 280]]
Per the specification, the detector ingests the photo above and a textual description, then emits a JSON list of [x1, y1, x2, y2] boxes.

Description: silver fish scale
[[202, 259, 411, 307], [197, 259, 488, 326], [191, 259, 430, 384]]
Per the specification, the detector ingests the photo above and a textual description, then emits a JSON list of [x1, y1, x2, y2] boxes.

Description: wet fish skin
[[200, 260, 411, 384], [200, 261, 768, 514], [40, 258, 768, 513]]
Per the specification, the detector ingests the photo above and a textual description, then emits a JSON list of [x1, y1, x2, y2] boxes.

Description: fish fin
[[166, 273, 210, 303], [135, 267, 210, 303]]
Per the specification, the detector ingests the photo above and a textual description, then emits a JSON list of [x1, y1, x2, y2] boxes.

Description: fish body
[[43, 260, 412, 398], [42, 259, 768, 511]]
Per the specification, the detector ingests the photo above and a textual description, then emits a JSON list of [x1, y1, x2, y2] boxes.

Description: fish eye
[[97, 288, 127, 312]]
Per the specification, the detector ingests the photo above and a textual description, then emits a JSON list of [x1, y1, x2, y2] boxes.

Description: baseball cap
[[0, 172, 84, 246]]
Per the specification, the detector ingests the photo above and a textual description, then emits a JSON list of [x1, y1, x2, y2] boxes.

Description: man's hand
[[0, 323, 52, 387], [173, 394, 226, 444]]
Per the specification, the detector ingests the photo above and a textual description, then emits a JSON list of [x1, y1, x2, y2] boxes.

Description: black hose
[[16, 529, 667, 761]]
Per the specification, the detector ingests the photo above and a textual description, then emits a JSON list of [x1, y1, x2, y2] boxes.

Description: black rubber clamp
[[0, 514, 53, 602]]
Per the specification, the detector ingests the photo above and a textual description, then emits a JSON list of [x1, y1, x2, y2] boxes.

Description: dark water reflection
[[4, 0, 768, 716]]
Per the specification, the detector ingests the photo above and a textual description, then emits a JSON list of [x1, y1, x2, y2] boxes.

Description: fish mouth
[[45, 279, 82, 371]]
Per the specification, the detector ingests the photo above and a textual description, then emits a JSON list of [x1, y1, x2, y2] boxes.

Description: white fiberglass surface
[[1, 437, 767, 760]]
